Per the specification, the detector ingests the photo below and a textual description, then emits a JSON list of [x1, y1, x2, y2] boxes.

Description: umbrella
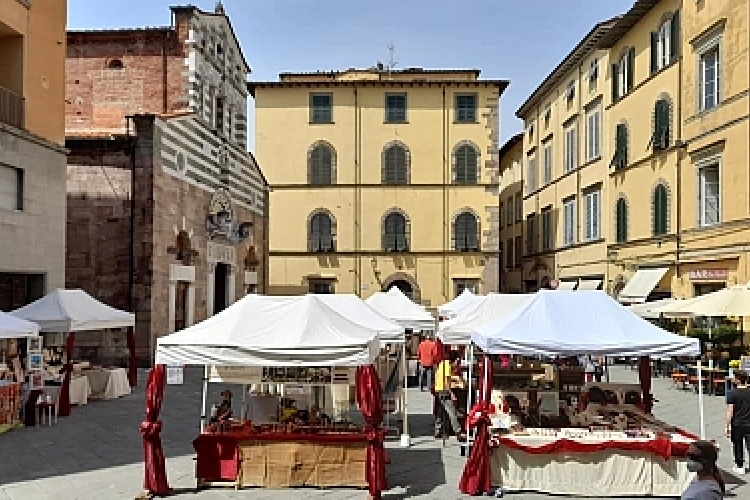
[[656, 284, 750, 318]]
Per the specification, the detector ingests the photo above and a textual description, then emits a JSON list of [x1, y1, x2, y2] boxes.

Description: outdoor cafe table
[[686, 365, 728, 395]]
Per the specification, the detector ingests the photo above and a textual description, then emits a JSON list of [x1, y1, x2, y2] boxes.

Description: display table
[[490, 433, 694, 497], [77, 367, 130, 400], [194, 430, 368, 490]]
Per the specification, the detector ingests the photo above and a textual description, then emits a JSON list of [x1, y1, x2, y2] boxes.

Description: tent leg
[[698, 359, 706, 439], [400, 342, 410, 447], [200, 365, 209, 432], [605, 357, 610, 383]]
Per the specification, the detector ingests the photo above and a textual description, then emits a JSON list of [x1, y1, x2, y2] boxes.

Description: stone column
[[186, 283, 196, 327], [168, 281, 176, 333], [207, 262, 216, 317], [227, 264, 236, 305]]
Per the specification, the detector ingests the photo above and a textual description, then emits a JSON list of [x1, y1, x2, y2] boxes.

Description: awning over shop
[[557, 280, 578, 290], [577, 279, 602, 291], [618, 268, 669, 304]]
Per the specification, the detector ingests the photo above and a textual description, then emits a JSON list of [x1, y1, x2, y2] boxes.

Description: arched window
[[383, 212, 408, 252], [652, 98, 671, 151], [653, 184, 669, 236], [309, 144, 334, 185], [107, 59, 124, 69], [308, 211, 335, 252], [382, 144, 408, 184], [454, 144, 478, 184], [615, 198, 628, 243], [454, 212, 479, 251]]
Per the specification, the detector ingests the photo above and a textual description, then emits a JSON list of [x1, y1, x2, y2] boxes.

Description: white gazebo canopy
[[0, 311, 40, 339], [314, 293, 406, 345], [472, 290, 700, 357], [437, 289, 482, 318], [11, 289, 135, 332], [365, 287, 436, 332], [155, 294, 396, 367], [439, 293, 535, 345]]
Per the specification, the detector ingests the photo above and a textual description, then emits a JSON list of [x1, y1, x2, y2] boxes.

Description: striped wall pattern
[[157, 113, 265, 216]]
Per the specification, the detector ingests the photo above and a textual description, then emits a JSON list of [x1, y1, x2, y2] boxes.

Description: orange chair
[[671, 372, 688, 389]]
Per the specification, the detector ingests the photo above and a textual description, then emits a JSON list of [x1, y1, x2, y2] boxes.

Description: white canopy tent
[[11, 289, 135, 332], [439, 293, 535, 346], [0, 311, 40, 339], [316, 293, 409, 345], [156, 294, 395, 367], [438, 289, 482, 318], [471, 290, 705, 436]]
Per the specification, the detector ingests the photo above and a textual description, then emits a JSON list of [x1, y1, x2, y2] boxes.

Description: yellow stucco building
[[513, 0, 749, 302], [252, 68, 508, 306], [498, 133, 524, 292]]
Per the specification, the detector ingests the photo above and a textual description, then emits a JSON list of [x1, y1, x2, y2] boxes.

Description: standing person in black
[[726, 370, 750, 475]]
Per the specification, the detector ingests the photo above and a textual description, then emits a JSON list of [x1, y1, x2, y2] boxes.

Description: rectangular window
[[507, 197, 513, 227], [0, 165, 23, 211], [564, 124, 577, 172], [309, 93, 333, 123], [515, 194, 522, 223], [584, 188, 601, 241], [500, 202, 504, 228], [527, 155, 537, 193], [514, 236, 522, 267], [543, 142, 553, 185], [454, 279, 479, 297], [385, 93, 407, 123], [699, 46, 720, 111], [455, 94, 477, 123], [698, 163, 720, 227], [589, 58, 599, 93], [526, 214, 537, 255], [309, 279, 335, 294], [563, 197, 576, 246], [215, 97, 224, 133], [541, 208, 553, 251], [506, 239, 514, 268], [586, 107, 601, 161]]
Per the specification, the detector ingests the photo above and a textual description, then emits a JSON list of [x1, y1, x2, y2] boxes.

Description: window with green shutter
[[382, 144, 408, 184], [653, 99, 670, 151], [615, 198, 628, 243], [653, 184, 668, 236], [611, 123, 628, 169]]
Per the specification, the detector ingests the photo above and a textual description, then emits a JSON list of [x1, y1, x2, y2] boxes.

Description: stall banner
[[209, 366, 263, 384]]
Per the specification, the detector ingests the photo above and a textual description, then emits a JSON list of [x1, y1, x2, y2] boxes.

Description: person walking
[[434, 350, 466, 441], [726, 370, 750, 475], [584, 355, 596, 383], [681, 440, 725, 499], [417, 335, 437, 392]]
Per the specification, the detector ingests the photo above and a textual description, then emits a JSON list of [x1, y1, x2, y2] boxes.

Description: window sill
[[384, 120, 409, 125], [453, 120, 479, 125], [609, 144, 680, 175], [309, 121, 335, 125]]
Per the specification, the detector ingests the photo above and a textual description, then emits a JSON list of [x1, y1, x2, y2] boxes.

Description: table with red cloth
[[489, 430, 697, 497], [193, 427, 369, 489], [0, 382, 22, 429]]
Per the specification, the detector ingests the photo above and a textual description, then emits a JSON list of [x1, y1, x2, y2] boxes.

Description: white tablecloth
[[69, 374, 91, 406], [78, 368, 131, 400], [491, 438, 693, 497]]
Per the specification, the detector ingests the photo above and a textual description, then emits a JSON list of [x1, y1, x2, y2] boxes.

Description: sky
[[68, 0, 634, 151]]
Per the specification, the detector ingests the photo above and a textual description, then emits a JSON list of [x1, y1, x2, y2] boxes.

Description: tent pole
[[200, 364, 209, 432], [401, 341, 410, 447], [708, 321, 714, 370], [698, 359, 706, 439], [605, 356, 610, 383]]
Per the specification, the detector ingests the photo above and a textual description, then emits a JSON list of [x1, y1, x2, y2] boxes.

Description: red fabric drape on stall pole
[[127, 326, 137, 387], [58, 332, 75, 417], [140, 364, 170, 496], [459, 354, 493, 495], [355, 365, 387, 499], [638, 356, 653, 414]]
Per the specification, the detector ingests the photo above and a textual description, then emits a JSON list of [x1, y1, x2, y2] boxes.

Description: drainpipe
[[442, 86, 448, 299], [675, 0, 684, 282], [354, 87, 360, 296]]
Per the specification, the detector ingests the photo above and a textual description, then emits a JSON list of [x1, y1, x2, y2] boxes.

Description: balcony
[[0, 84, 24, 129]]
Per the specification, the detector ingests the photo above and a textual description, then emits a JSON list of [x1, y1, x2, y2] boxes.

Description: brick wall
[[66, 28, 188, 133]]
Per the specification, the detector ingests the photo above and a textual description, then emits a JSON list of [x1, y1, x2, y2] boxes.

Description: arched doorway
[[387, 279, 414, 300]]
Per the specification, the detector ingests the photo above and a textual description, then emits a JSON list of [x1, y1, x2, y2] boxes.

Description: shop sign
[[689, 269, 728, 281], [209, 365, 263, 384]]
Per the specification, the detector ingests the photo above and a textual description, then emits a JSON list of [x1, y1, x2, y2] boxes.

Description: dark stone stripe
[[161, 142, 176, 158], [159, 127, 219, 176], [162, 157, 177, 171], [186, 170, 220, 190]]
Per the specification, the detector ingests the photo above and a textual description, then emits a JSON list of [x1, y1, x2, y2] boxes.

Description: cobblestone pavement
[[0, 365, 747, 499]]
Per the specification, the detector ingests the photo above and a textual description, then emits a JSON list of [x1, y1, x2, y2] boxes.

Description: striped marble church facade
[[64, 4, 268, 364]]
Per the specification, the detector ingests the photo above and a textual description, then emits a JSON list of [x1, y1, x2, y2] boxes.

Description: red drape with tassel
[[127, 327, 137, 387], [140, 364, 170, 496], [355, 365, 387, 499], [459, 400, 494, 495], [58, 332, 75, 417], [638, 356, 653, 414]]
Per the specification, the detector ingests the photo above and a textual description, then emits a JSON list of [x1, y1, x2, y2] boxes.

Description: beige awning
[[618, 268, 669, 304], [577, 279, 602, 290], [558, 280, 578, 290]]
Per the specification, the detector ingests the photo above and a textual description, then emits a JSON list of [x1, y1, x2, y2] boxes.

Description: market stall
[[150, 293, 401, 498], [365, 286, 436, 446], [11, 289, 135, 417], [0, 312, 40, 432], [462, 290, 701, 497], [437, 288, 483, 320]]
